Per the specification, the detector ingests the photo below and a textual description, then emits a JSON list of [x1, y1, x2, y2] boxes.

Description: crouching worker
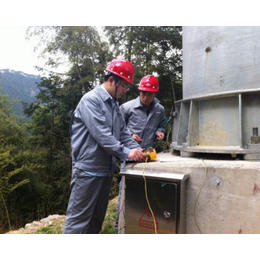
[[63, 59, 144, 234]]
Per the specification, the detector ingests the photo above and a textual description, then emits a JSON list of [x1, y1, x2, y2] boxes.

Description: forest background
[[0, 26, 182, 233]]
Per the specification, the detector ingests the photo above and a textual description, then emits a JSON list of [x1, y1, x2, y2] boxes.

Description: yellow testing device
[[144, 147, 157, 161]]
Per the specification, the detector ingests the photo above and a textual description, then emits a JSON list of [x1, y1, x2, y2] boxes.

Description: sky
[[0, 1, 258, 78], [0, 26, 108, 77], [0, 26, 71, 76], [0, 26, 104, 77], [0, 26, 46, 75]]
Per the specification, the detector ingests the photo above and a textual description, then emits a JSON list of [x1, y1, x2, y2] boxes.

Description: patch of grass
[[37, 224, 63, 234], [101, 197, 118, 234], [6, 197, 118, 234]]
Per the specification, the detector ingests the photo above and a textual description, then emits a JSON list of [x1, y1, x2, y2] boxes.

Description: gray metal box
[[121, 170, 189, 234]]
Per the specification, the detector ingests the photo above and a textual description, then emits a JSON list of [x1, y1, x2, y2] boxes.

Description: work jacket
[[71, 85, 140, 173], [120, 96, 166, 148]]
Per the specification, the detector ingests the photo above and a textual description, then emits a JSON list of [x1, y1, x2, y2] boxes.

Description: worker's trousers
[[63, 168, 113, 234]]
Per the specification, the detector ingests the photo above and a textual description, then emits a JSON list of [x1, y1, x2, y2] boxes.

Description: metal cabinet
[[120, 170, 189, 234]]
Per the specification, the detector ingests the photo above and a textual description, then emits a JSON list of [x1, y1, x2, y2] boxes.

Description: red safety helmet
[[106, 59, 134, 85], [138, 75, 160, 92]]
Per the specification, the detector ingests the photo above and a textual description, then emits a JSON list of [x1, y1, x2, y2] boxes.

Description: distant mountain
[[0, 69, 41, 117]]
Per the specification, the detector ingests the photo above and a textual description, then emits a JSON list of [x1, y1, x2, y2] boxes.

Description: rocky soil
[[5, 215, 66, 234], [5, 197, 118, 234]]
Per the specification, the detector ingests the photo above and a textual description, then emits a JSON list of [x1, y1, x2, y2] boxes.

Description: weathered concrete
[[118, 152, 260, 234]]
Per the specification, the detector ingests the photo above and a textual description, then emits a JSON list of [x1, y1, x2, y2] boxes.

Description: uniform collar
[[134, 96, 159, 109], [96, 85, 114, 102]]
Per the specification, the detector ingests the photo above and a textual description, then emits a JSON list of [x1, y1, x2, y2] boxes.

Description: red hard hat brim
[[138, 86, 159, 92]]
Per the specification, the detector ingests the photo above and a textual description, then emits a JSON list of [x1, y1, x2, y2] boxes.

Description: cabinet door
[[125, 177, 178, 234]]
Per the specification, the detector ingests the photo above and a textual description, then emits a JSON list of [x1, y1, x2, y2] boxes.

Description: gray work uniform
[[120, 96, 166, 148], [63, 85, 140, 234]]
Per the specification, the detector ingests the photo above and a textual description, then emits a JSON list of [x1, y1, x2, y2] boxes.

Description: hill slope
[[5, 197, 118, 234], [0, 69, 41, 116]]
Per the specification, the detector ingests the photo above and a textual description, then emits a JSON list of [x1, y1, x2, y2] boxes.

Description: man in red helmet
[[63, 59, 144, 234], [120, 74, 166, 148]]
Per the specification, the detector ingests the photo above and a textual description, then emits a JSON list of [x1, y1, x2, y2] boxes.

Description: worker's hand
[[127, 148, 145, 161], [156, 132, 165, 141], [132, 134, 142, 143]]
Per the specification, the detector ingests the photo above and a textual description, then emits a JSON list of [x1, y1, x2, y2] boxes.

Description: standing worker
[[120, 74, 166, 148], [63, 59, 144, 234], [115, 75, 166, 232]]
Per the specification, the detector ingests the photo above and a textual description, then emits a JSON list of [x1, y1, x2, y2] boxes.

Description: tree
[[27, 26, 112, 92], [23, 75, 72, 214], [104, 26, 182, 108], [104, 26, 182, 149], [0, 91, 30, 231], [24, 27, 113, 215]]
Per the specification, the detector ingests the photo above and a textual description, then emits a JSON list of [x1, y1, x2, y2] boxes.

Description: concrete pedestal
[[118, 152, 260, 234]]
